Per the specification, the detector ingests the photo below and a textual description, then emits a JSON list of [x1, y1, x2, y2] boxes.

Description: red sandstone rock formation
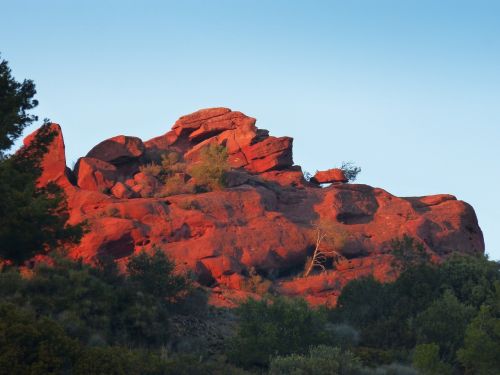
[[311, 168, 348, 184], [23, 108, 485, 307]]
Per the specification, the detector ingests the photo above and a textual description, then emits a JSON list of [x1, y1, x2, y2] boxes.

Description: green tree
[[126, 248, 190, 301], [457, 283, 500, 375], [412, 343, 453, 375], [438, 254, 500, 308], [414, 290, 474, 362], [0, 54, 38, 155], [227, 297, 332, 368], [23, 256, 117, 343], [0, 302, 79, 375]]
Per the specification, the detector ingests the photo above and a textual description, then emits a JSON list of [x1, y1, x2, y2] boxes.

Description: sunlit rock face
[[24, 108, 484, 307]]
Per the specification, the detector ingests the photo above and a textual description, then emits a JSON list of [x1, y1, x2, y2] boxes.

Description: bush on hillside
[[227, 297, 333, 368], [269, 345, 362, 375], [188, 143, 229, 191]]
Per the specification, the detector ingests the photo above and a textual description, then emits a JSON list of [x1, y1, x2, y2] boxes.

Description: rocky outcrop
[[23, 123, 74, 189], [23, 108, 485, 307]]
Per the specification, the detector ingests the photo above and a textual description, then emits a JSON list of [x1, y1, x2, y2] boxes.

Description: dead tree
[[304, 224, 346, 277]]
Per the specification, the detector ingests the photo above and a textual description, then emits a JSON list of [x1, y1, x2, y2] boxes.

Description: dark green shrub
[[414, 290, 474, 362], [126, 248, 190, 301], [0, 302, 79, 375], [438, 254, 500, 308], [269, 345, 362, 375], [74, 346, 166, 375], [227, 297, 332, 368], [412, 343, 453, 375], [457, 285, 500, 375]]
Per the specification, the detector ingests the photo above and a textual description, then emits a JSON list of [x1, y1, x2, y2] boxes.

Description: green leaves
[[0, 54, 38, 154], [126, 248, 190, 301], [412, 343, 453, 375], [227, 297, 332, 368], [457, 284, 500, 374], [188, 143, 229, 191]]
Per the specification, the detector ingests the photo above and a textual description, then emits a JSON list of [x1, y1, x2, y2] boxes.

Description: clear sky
[[2, 0, 499, 258]]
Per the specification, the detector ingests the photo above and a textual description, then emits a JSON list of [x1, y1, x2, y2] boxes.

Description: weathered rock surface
[[87, 135, 145, 164], [23, 108, 485, 307], [311, 168, 348, 184], [75, 157, 117, 192]]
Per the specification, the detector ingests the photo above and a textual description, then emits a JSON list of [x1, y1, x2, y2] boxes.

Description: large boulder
[[172, 107, 232, 137], [188, 111, 256, 143], [74, 157, 118, 192], [311, 168, 348, 184], [242, 136, 294, 173], [87, 135, 145, 165]]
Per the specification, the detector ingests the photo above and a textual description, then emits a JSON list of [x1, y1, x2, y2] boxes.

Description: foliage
[[227, 297, 333, 368], [73, 346, 167, 375], [160, 151, 185, 176], [127, 248, 190, 301], [188, 143, 229, 191], [412, 343, 453, 375], [0, 171, 84, 265], [438, 254, 500, 308], [303, 170, 312, 182], [0, 303, 186, 375], [269, 345, 362, 375], [334, 253, 500, 373], [457, 283, 500, 375], [414, 290, 474, 362], [156, 174, 195, 197], [0, 54, 39, 155], [334, 276, 398, 349], [139, 162, 163, 177], [0, 251, 193, 348], [0, 302, 79, 375], [390, 235, 430, 272], [140, 151, 186, 182], [340, 161, 361, 182]]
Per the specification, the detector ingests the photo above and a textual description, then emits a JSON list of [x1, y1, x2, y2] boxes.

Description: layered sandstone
[[23, 108, 484, 307]]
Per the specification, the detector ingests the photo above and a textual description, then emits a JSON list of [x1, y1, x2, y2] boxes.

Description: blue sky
[[2, 0, 499, 258]]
